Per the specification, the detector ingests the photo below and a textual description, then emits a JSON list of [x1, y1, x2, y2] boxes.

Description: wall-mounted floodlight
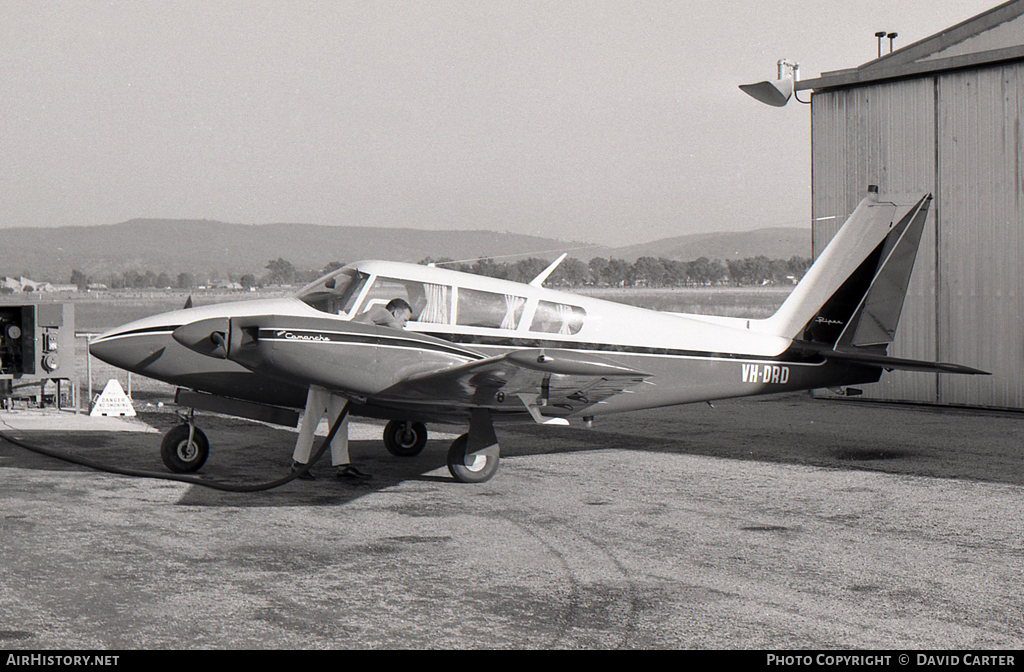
[[739, 59, 809, 107]]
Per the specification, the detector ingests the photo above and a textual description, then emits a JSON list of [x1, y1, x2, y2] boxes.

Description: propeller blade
[[173, 317, 232, 359]]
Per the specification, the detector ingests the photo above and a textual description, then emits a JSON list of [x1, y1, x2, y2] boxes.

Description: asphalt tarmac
[[0, 392, 1021, 649]]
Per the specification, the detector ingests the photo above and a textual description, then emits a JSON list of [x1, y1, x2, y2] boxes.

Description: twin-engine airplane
[[90, 187, 986, 483]]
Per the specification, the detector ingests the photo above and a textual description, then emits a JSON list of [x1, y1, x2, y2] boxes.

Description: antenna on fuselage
[[529, 253, 568, 287]]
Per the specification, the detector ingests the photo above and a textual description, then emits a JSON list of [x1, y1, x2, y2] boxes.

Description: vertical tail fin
[[760, 187, 931, 350]]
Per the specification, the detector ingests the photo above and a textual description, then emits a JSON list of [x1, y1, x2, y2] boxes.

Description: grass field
[[71, 289, 287, 332], [575, 285, 792, 318], [45, 286, 795, 411]]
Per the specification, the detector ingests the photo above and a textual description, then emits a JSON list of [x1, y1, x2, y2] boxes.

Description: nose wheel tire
[[160, 424, 210, 473], [383, 420, 428, 457], [446, 434, 499, 483]]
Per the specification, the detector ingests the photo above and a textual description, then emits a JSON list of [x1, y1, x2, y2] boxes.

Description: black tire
[[160, 425, 210, 473], [383, 420, 428, 457], [446, 434, 499, 483]]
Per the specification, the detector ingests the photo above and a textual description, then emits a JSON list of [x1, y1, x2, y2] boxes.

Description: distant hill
[[609, 227, 811, 262], [0, 219, 810, 282]]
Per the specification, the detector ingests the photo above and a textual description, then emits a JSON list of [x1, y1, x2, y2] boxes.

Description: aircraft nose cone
[[87, 334, 121, 366], [88, 327, 167, 373]]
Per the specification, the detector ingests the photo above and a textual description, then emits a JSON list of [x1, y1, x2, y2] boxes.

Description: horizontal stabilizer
[[820, 348, 989, 375]]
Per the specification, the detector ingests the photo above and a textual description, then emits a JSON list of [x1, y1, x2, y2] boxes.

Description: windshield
[[296, 268, 368, 315]]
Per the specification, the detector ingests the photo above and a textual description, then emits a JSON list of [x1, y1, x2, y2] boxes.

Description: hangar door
[[810, 78, 939, 405], [934, 63, 1024, 410]]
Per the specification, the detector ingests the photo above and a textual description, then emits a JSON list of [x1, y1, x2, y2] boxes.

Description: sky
[[0, 0, 1003, 246]]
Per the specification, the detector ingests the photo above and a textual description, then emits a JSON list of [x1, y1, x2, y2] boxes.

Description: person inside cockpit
[[355, 298, 413, 329]]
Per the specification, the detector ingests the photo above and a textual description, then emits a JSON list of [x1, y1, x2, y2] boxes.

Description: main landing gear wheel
[[446, 434, 499, 484], [160, 424, 210, 473], [382, 420, 428, 457]]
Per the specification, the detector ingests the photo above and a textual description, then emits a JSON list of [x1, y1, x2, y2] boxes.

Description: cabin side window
[[456, 289, 526, 329], [296, 269, 368, 315], [530, 300, 585, 335], [357, 277, 451, 324]]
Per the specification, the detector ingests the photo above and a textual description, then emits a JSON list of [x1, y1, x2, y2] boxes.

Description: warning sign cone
[[90, 379, 136, 417]]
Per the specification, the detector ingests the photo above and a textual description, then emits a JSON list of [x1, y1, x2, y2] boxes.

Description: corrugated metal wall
[[811, 78, 940, 404], [936, 63, 1024, 409], [810, 63, 1024, 410]]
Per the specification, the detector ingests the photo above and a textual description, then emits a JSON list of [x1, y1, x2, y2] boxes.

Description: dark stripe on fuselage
[[94, 319, 873, 422], [103, 323, 825, 366], [427, 332, 820, 364], [257, 328, 485, 360], [94, 325, 178, 341], [258, 326, 825, 366]]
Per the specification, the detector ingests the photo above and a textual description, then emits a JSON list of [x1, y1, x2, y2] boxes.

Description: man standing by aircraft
[[290, 388, 365, 480], [290, 298, 413, 481]]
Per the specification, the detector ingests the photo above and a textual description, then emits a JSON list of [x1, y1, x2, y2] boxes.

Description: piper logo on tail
[[741, 363, 790, 384]]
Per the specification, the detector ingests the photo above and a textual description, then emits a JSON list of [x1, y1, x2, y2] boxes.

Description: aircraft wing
[[377, 348, 650, 420], [172, 315, 649, 420]]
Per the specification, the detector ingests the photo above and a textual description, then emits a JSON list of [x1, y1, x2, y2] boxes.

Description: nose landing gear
[[160, 422, 210, 473]]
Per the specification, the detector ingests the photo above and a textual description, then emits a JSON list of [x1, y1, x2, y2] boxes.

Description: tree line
[[68, 259, 309, 291], [418, 255, 812, 288], [68, 254, 812, 291]]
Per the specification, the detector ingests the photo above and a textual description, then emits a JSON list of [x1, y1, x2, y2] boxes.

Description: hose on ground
[[0, 407, 348, 492]]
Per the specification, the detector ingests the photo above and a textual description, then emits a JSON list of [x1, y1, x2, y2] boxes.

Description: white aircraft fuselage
[[89, 261, 873, 422]]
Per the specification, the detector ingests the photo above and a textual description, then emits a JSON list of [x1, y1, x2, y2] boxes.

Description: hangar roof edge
[[798, 0, 1024, 91]]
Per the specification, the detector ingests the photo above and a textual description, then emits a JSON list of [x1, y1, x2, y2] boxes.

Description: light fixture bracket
[[739, 59, 809, 107]]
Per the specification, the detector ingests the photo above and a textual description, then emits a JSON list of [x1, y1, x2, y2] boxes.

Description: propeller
[[173, 318, 233, 359], [209, 331, 228, 357]]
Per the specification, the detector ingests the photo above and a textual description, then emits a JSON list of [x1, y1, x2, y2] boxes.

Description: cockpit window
[[456, 289, 526, 329], [296, 269, 368, 315], [530, 300, 585, 335], [356, 276, 452, 324]]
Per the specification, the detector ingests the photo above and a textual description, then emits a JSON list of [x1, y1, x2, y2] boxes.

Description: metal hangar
[[798, 0, 1024, 410]]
